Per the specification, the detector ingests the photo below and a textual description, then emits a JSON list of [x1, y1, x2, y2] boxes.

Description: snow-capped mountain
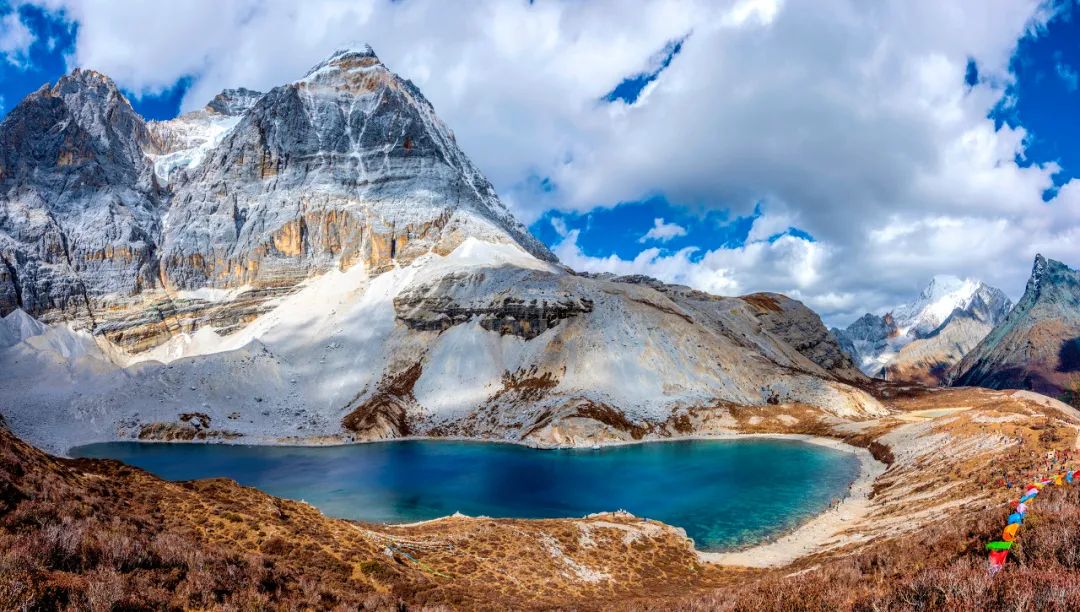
[[832, 276, 1011, 384], [951, 255, 1080, 398], [892, 277, 985, 336], [0, 46, 885, 453], [0, 46, 553, 344]]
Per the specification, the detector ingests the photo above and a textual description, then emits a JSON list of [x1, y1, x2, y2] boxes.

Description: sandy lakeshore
[[698, 435, 887, 568]]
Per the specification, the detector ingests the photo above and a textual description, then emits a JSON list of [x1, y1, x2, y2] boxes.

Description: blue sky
[[0, 1, 186, 120], [992, 1, 1080, 199], [1, 1, 1078, 326]]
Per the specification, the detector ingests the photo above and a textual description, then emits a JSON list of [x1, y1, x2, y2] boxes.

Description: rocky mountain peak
[[892, 275, 983, 337], [950, 255, 1080, 395], [1, 43, 560, 343], [299, 44, 387, 92], [50, 68, 144, 137], [1032, 253, 1048, 277], [51, 67, 121, 98], [0, 67, 163, 320], [1023, 254, 1079, 302], [205, 87, 264, 116], [1025, 253, 1048, 297], [1019, 254, 1079, 309], [2, 66, 158, 186], [327, 43, 380, 63]]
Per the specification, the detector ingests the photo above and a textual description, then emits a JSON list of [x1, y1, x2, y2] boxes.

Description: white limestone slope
[[0, 238, 885, 455]]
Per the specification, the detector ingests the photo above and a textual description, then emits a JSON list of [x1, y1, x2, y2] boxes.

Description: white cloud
[[23, 0, 1080, 326], [1057, 62, 1079, 91], [745, 208, 797, 242], [554, 217, 830, 304], [549, 216, 569, 238], [639, 217, 687, 242], [0, 10, 36, 68]]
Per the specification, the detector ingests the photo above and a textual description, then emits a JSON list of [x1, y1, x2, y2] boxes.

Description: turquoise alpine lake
[[71, 438, 860, 551]]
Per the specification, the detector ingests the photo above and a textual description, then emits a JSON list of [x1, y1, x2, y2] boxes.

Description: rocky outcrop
[[342, 362, 424, 441], [136, 412, 240, 441], [951, 255, 1080, 400], [93, 285, 295, 352], [739, 292, 866, 383], [833, 277, 1011, 383], [395, 269, 593, 339]]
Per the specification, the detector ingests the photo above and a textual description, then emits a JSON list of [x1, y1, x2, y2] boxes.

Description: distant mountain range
[[832, 276, 1012, 385]]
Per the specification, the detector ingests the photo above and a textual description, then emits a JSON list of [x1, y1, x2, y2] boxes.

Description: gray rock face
[[608, 276, 867, 384], [962, 284, 1013, 327], [831, 313, 898, 376], [206, 88, 264, 116], [0, 46, 555, 349], [160, 46, 553, 292], [395, 269, 594, 339], [740, 292, 866, 382], [951, 255, 1080, 399], [0, 69, 162, 323]]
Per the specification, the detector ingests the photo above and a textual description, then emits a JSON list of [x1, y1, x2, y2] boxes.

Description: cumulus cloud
[[22, 0, 1080, 325], [0, 10, 36, 68], [639, 218, 687, 243]]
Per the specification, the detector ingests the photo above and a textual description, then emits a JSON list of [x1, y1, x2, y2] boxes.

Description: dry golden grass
[[0, 417, 720, 610], [5, 383, 1080, 610]]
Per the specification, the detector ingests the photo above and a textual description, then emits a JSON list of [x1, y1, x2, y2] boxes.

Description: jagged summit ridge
[[1030, 253, 1048, 291], [302, 43, 381, 81], [891, 275, 996, 336]]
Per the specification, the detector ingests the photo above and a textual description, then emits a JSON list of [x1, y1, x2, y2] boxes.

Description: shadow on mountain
[[1057, 337, 1080, 373]]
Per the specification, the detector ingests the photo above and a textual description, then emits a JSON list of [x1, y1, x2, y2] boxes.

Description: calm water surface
[[72, 438, 859, 551]]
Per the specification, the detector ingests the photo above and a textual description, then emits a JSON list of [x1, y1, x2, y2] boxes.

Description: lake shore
[[698, 436, 886, 567]]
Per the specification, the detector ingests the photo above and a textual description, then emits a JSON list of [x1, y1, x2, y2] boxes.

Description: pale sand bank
[[699, 435, 887, 568]]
